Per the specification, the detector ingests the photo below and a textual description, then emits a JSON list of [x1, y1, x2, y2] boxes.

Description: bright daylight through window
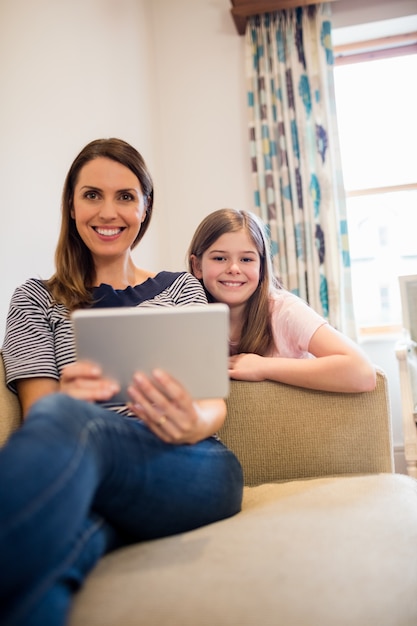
[[333, 51, 417, 335]]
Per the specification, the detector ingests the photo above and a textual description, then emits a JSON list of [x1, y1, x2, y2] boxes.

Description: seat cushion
[[69, 473, 417, 626]]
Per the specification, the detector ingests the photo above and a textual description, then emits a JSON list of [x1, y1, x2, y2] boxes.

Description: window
[[333, 44, 417, 335]]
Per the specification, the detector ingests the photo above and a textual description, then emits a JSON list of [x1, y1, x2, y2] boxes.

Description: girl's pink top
[[267, 290, 327, 358]]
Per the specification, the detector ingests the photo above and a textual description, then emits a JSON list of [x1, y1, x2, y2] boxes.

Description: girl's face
[[71, 157, 146, 264], [192, 229, 261, 309]]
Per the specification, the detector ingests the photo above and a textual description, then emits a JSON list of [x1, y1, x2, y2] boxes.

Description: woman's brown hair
[[187, 208, 282, 356], [45, 138, 154, 310]]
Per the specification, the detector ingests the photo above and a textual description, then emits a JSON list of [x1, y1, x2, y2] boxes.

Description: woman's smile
[[92, 226, 126, 239], [71, 157, 146, 263]]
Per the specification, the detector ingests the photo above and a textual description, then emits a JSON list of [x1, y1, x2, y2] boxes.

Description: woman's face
[[191, 229, 261, 310], [71, 157, 146, 263]]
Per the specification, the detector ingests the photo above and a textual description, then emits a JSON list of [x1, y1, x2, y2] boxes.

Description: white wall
[[0, 0, 251, 337], [1, 0, 416, 465], [0, 0, 162, 337], [149, 0, 252, 272]]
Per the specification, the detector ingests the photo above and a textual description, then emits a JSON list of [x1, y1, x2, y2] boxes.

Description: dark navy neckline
[[91, 271, 184, 308]]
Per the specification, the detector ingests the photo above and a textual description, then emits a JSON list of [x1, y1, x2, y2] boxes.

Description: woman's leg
[[0, 393, 243, 625], [91, 420, 244, 541], [6, 514, 119, 626], [0, 395, 127, 626]]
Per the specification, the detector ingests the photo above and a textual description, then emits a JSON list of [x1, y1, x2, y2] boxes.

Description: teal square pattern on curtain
[[246, 4, 355, 337]]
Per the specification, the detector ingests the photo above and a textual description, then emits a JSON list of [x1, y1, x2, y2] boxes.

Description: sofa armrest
[[0, 353, 22, 446], [220, 370, 393, 486]]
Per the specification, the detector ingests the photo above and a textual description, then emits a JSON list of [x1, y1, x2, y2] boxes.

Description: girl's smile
[[192, 229, 261, 309], [220, 281, 246, 287]]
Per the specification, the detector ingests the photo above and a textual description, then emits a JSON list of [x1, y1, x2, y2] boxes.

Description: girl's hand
[[127, 368, 226, 444], [228, 354, 267, 381], [59, 361, 120, 402]]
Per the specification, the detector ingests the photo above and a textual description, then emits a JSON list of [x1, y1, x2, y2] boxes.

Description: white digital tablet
[[71, 303, 230, 402]]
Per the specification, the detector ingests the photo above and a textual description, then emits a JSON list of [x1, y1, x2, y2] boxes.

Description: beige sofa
[[2, 358, 417, 626]]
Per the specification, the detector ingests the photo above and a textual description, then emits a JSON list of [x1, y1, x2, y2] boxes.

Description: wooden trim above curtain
[[230, 0, 339, 35]]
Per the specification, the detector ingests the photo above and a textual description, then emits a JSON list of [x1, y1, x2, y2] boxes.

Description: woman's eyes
[[83, 191, 135, 201], [84, 191, 98, 200], [120, 192, 134, 201]]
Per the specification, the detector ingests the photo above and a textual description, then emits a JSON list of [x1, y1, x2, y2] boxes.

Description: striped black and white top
[[2, 272, 207, 414]]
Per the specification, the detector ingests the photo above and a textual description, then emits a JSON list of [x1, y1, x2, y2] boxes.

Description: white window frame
[[333, 33, 417, 337]]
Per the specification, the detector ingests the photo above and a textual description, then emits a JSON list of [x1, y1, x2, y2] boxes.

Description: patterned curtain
[[246, 4, 355, 337]]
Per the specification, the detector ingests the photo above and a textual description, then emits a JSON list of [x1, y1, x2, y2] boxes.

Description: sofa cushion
[[69, 473, 417, 626]]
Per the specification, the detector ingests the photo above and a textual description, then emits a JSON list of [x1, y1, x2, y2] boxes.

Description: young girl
[[188, 208, 376, 393], [0, 141, 243, 626]]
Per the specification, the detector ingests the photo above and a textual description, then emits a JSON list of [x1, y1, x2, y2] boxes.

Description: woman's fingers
[[127, 369, 197, 442], [60, 361, 120, 401]]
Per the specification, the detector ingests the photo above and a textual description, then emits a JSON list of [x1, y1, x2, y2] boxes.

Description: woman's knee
[[25, 394, 92, 435]]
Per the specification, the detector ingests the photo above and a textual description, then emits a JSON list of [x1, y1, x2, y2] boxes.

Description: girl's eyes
[[210, 256, 255, 263]]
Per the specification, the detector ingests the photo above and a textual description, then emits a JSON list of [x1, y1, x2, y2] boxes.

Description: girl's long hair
[[45, 138, 154, 310], [187, 208, 282, 356]]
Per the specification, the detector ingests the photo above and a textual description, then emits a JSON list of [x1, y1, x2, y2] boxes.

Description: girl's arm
[[127, 368, 227, 444], [228, 324, 376, 393]]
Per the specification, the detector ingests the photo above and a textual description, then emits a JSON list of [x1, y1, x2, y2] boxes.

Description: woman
[[188, 208, 376, 392], [0, 140, 243, 626]]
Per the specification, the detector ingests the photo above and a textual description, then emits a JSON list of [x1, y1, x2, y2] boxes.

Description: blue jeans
[[0, 394, 243, 626]]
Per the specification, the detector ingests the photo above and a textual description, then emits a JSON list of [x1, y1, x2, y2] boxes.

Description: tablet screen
[[71, 303, 230, 401]]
